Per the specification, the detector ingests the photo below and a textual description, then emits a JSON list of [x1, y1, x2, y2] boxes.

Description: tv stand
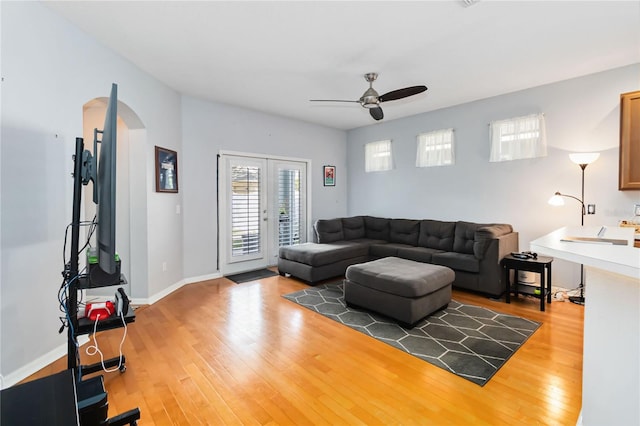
[[66, 137, 140, 424]]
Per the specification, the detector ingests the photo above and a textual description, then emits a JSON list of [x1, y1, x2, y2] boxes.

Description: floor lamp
[[548, 152, 600, 305]]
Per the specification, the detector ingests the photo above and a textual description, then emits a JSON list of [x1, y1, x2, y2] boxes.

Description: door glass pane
[[231, 165, 261, 256], [278, 168, 301, 247]]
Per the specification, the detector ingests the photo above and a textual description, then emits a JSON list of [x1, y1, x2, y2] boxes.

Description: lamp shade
[[548, 193, 565, 206], [569, 152, 600, 165]]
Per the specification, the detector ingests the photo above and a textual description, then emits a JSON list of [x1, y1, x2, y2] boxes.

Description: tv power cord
[[85, 311, 128, 373]]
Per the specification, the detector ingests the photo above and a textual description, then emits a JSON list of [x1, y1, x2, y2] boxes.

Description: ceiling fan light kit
[[361, 73, 380, 108], [310, 72, 428, 121]]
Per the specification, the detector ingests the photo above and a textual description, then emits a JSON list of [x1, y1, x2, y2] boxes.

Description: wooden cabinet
[[619, 90, 640, 190]]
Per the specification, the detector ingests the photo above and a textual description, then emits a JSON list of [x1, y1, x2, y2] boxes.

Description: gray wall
[[347, 64, 640, 288], [181, 96, 348, 279], [0, 1, 348, 385], [1, 2, 183, 385]]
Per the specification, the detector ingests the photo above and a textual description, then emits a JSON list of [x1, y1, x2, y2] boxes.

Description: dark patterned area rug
[[283, 282, 541, 386]]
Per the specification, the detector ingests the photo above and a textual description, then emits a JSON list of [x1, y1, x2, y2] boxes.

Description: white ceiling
[[45, 1, 640, 130]]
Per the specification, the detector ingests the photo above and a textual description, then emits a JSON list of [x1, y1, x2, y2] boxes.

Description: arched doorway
[[82, 95, 147, 300]]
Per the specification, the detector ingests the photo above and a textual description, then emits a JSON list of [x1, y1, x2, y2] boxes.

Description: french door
[[220, 154, 308, 275]]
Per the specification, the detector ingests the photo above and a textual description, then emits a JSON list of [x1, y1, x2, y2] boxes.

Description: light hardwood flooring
[[27, 273, 584, 425]]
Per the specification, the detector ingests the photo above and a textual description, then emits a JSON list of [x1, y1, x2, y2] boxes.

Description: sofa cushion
[[364, 216, 390, 241], [342, 216, 366, 240], [432, 252, 480, 273], [418, 220, 455, 251], [279, 242, 369, 267], [453, 221, 483, 254], [396, 246, 444, 263], [370, 243, 398, 258], [314, 218, 344, 243], [389, 219, 420, 245]]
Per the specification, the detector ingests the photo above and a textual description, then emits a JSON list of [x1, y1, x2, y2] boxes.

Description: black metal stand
[[67, 137, 136, 374], [68, 137, 84, 373], [66, 137, 140, 425]]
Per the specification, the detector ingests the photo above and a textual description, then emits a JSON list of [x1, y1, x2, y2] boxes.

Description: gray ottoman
[[344, 257, 454, 327]]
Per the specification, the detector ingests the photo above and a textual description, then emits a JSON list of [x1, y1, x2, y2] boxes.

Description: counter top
[[530, 226, 639, 279]]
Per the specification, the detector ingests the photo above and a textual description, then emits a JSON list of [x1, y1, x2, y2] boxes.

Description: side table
[[502, 254, 553, 311]]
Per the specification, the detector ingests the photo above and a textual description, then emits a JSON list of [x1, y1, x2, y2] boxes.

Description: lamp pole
[[573, 160, 592, 304], [579, 163, 587, 226], [577, 163, 587, 302], [550, 152, 599, 306]]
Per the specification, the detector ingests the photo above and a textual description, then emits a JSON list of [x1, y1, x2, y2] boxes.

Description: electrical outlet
[[635, 204, 640, 216], [587, 204, 596, 214], [162, 262, 167, 272]]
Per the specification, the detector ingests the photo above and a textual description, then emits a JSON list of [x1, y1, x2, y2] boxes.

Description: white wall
[[346, 64, 640, 288], [1, 2, 182, 384], [181, 96, 348, 279]]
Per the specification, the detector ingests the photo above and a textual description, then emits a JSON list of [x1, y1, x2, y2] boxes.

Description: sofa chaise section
[[278, 242, 370, 284]]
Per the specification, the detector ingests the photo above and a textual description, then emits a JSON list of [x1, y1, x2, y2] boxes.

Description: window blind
[[278, 168, 301, 247], [231, 165, 261, 256]]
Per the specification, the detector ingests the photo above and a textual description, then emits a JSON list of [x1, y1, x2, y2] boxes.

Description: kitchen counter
[[531, 226, 639, 426]]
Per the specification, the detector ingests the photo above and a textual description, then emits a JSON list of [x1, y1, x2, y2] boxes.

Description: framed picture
[[323, 165, 336, 187], [155, 146, 179, 193]]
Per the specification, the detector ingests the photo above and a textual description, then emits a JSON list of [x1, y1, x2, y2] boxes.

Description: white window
[[489, 113, 547, 162], [365, 139, 393, 172], [416, 128, 455, 167]]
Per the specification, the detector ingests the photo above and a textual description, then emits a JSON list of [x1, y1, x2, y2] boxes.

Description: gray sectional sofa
[[278, 216, 518, 297]]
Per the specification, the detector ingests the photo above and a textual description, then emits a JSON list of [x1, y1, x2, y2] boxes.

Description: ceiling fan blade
[[378, 85, 427, 103], [370, 107, 384, 121], [309, 99, 359, 103]]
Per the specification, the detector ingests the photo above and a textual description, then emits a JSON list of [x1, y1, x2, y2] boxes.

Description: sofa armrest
[[473, 224, 515, 260], [474, 231, 519, 261], [476, 231, 519, 296]]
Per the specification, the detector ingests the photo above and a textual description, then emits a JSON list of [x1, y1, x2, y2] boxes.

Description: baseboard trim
[[184, 272, 223, 284], [148, 279, 187, 305], [1, 336, 89, 389], [140, 272, 221, 305], [2, 273, 222, 389]]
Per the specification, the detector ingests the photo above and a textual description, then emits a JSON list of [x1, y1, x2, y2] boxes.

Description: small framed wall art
[[323, 165, 336, 186], [155, 146, 179, 193]]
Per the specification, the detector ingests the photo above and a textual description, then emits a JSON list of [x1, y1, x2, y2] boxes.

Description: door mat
[[283, 282, 541, 386], [225, 268, 278, 284]]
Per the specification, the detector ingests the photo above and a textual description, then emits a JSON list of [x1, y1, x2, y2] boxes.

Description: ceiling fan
[[310, 73, 428, 121]]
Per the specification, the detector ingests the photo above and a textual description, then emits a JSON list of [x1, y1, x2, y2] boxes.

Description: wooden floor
[[28, 273, 584, 425]]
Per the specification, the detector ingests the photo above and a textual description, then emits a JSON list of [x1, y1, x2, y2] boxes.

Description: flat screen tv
[[88, 83, 120, 285]]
